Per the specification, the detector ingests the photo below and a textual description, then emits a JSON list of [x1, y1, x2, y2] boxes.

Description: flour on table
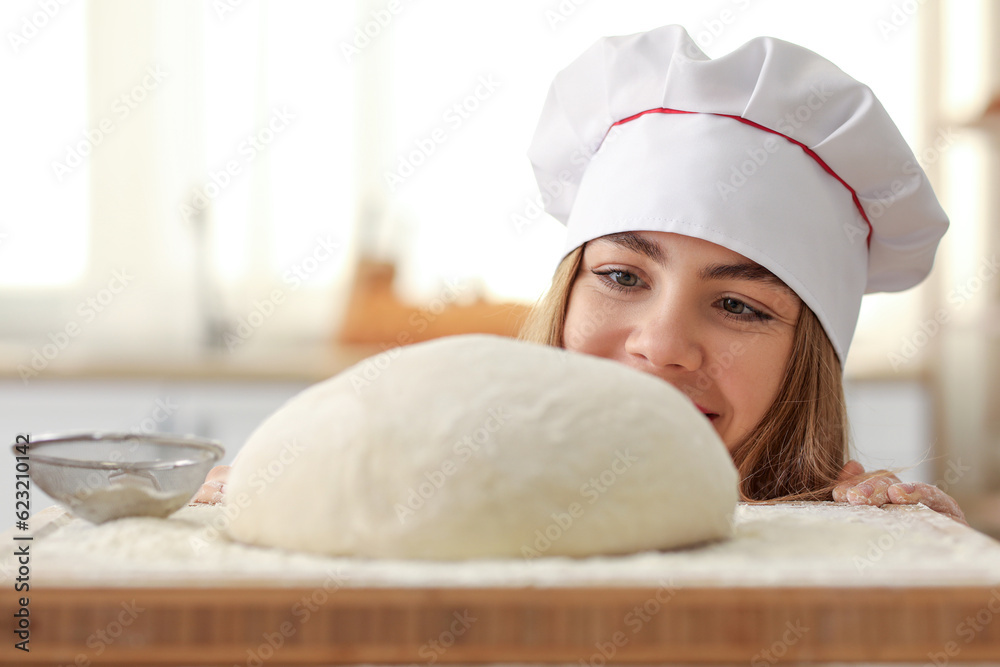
[[9, 502, 1000, 589]]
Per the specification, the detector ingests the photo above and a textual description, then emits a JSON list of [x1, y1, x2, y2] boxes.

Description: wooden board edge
[[4, 585, 1000, 665]]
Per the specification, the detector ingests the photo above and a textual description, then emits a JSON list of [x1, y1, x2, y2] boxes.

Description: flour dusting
[[5, 501, 998, 589]]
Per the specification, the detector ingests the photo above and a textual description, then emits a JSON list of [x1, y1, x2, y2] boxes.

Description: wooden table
[[4, 502, 1000, 665]]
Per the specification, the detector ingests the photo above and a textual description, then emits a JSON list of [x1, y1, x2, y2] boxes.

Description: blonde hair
[[519, 245, 849, 501]]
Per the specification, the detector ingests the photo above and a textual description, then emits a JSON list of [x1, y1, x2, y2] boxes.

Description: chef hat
[[528, 25, 948, 364]]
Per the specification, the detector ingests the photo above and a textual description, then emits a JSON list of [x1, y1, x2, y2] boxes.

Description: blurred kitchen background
[[1, 0, 998, 536]]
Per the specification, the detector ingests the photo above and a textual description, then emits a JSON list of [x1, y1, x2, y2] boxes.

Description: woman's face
[[562, 231, 802, 450]]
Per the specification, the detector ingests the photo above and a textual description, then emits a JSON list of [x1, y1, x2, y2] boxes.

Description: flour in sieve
[[69, 485, 193, 523]]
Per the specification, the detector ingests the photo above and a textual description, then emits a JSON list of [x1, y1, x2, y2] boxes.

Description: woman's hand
[[832, 460, 967, 525], [191, 465, 230, 505]]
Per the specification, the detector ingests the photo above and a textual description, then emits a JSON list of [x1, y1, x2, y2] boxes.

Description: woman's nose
[[623, 301, 704, 372]]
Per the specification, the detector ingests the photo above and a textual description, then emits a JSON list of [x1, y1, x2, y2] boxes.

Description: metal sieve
[[16, 432, 224, 524]]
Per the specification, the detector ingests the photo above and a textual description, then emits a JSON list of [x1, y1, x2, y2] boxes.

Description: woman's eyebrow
[[699, 262, 786, 287], [600, 232, 666, 265], [598, 233, 791, 290]]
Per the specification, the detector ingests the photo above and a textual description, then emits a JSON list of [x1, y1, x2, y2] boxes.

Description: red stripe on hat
[[609, 107, 873, 246]]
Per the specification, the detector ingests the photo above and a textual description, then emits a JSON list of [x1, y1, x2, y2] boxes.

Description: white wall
[[1, 378, 309, 514], [844, 381, 935, 484]]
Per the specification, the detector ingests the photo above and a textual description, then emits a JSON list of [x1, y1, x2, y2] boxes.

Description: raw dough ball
[[226, 335, 737, 559]]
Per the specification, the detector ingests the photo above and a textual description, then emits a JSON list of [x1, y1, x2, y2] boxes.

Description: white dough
[[226, 335, 738, 559]]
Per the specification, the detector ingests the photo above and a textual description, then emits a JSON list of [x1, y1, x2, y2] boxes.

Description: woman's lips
[[694, 403, 719, 421]]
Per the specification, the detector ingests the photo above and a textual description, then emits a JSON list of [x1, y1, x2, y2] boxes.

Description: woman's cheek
[[563, 290, 622, 354], [722, 353, 785, 439], [561, 295, 588, 352]]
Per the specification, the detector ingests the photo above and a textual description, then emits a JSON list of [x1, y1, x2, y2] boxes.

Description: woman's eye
[[719, 297, 771, 322], [591, 268, 642, 293], [722, 297, 746, 314], [610, 270, 638, 287]]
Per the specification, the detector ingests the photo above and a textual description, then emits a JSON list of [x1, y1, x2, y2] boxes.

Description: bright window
[[1, 0, 88, 287], [3, 0, 947, 368], [201, 1, 356, 288]]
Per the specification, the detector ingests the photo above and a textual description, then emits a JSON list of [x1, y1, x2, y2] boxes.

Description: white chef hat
[[528, 25, 948, 365]]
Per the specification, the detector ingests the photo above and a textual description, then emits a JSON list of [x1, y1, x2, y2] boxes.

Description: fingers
[[845, 475, 897, 506], [832, 467, 901, 504], [190, 465, 231, 505], [191, 480, 225, 505], [206, 465, 231, 484], [887, 482, 968, 525], [832, 480, 850, 503], [832, 460, 867, 502], [830, 460, 968, 524]]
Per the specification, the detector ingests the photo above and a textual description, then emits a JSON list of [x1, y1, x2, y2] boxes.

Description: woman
[[197, 25, 966, 523], [518, 231, 965, 521], [519, 24, 963, 522]]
